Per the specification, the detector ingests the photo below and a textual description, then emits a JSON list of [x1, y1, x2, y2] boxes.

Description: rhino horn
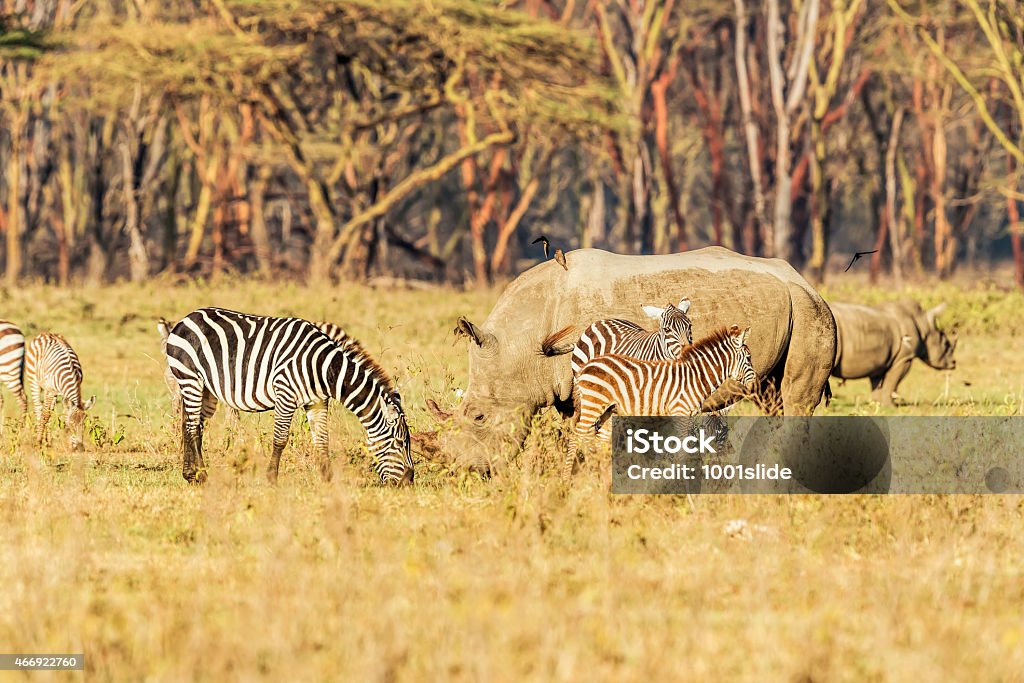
[[926, 303, 947, 327], [454, 317, 495, 348]]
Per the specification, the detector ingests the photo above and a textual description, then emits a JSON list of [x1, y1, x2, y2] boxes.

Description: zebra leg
[[306, 400, 332, 482], [190, 389, 218, 481], [10, 378, 27, 416], [38, 394, 57, 446], [267, 404, 296, 483], [562, 430, 581, 482], [179, 381, 208, 484]]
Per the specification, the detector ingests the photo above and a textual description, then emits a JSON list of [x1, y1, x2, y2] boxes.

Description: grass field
[[0, 277, 1022, 681]]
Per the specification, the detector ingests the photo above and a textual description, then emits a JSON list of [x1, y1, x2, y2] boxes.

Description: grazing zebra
[[565, 298, 693, 378], [565, 325, 755, 480], [25, 333, 96, 450], [0, 320, 27, 419], [165, 307, 413, 485]]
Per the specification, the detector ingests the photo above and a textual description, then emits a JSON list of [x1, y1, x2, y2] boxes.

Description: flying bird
[[844, 250, 878, 272], [554, 248, 568, 271], [532, 236, 548, 260]]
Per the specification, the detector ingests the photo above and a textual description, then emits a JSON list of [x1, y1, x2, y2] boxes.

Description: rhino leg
[[869, 375, 898, 406], [877, 356, 914, 406]]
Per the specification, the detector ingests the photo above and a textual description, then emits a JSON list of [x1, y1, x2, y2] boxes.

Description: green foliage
[[0, 15, 50, 59]]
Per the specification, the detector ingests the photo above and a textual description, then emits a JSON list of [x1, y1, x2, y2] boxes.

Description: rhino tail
[[538, 325, 577, 357]]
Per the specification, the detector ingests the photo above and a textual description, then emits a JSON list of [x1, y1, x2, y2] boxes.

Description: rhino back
[[831, 303, 904, 379], [474, 248, 824, 401]]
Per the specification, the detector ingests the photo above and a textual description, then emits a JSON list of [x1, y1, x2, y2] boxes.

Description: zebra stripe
[[25, 333, 95, 450], [570, 298, 692, 378], [165, 307, 412, 485], [0, 320, 27, 416], [565, 325, 755, 480]]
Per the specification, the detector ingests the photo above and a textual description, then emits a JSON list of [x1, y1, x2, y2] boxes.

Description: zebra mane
[[539, 325, 576, 357], [677, 326, 737, 362], [316, 322, 397, 394]]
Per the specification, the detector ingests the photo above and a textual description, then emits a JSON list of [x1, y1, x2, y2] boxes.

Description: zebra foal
[[165, 307, 413, 485], [541, 298, 693, 376], [0, 320, 28, 420], [565, 325, 755, 480], [25, 333, 96, 450]]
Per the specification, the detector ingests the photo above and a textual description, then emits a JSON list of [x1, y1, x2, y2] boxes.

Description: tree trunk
[[766, 0, 820, 262], [651, 68, 687, 250], [733, 0, 768, 253], [1009, 158, 1024, 289], [807, 117, 827, 283], [250, 165, 273, 277], [5, 112, 25, 285], [885, 108, 906, 285], [120, 139, 150, 282]]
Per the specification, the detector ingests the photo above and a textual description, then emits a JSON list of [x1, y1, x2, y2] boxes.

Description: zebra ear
[[740, 327, 751, 345], [676, 298, 691, 314], [641, 305, 664, 319], [83, 395, 96, 410]]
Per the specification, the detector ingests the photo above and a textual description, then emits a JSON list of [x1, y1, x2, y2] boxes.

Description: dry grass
[[0, 277, 1022, 681]]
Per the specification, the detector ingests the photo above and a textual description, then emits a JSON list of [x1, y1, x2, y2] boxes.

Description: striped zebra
[[159, 317, 355, 419], [0, 320, 27, 419], [565, 325, 755, 480], [560, 298, 693, 378], [25, 333, 96, 450], [165, 307, 413, 485]]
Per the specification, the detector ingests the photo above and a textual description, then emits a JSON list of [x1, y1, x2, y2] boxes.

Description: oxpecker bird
[[554, 248, 568, 271]]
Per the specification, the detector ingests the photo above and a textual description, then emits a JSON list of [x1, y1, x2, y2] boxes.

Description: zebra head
[[370, 390, 414, 486], [727, 326, 757, 390], [642, 297, 693, 353], [67, 395, 97, 451]]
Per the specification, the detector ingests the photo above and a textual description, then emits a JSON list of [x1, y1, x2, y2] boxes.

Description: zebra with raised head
[[25, 333, 96, 450], [565, 325, 755, 480], [0, 320, 28, 420], [165, 307, 413, 485], [541, 298, 693, 377]]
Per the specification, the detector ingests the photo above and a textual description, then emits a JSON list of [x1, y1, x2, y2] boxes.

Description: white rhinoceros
[[437, 247, 837, 472], [831, 300, 957, 405]]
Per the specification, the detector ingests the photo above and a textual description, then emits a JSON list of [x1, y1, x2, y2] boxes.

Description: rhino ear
[[157, 318, 173, 341], [454, 317, 496, 348], [641, 305, 664, 319], [926, 303, 947, 327], [676, 298, 691, 314]]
